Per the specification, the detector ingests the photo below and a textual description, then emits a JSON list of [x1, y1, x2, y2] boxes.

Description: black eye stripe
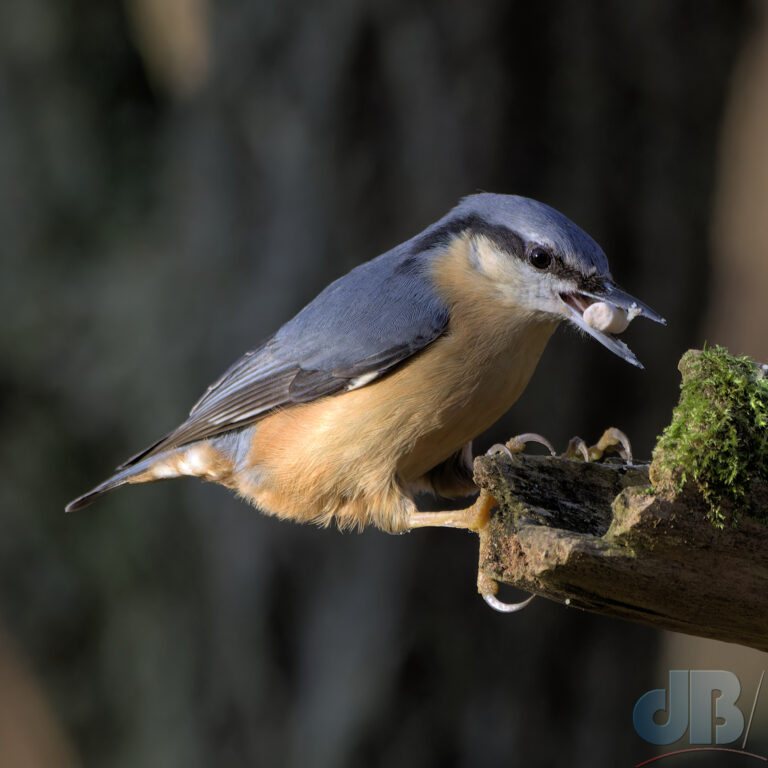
[[411, 215, 606, 293]]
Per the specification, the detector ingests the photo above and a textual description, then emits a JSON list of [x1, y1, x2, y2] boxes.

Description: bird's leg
[[406, 487, 498, 532], [408, 489, 536, 613], [407, 433, 554, 612], [406, 432, 555, 531], [562, 427, 632, 463]]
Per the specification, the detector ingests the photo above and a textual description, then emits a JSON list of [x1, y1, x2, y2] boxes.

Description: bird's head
[[429, 193, 666, 368]]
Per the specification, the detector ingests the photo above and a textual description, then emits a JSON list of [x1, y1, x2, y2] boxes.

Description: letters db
[[633, 670, 744, 745]]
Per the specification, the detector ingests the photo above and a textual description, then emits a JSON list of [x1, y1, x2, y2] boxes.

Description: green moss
[[653, 346, 768, 527]]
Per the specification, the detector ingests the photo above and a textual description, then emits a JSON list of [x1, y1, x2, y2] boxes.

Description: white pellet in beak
[[559, 284, 665, 369], [582, 302, 631, 334]]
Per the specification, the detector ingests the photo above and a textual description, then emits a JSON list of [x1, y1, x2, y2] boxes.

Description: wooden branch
[[473, 452, 768, 652]]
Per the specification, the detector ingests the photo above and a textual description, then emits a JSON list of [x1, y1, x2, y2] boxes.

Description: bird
[[66, 193, 664, 608]]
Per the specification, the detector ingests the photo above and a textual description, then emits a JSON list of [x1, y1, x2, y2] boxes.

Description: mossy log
[[474, 348, 768, 652]]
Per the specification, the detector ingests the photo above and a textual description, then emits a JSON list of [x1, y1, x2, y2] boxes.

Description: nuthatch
[[67, 194, 664, 607]]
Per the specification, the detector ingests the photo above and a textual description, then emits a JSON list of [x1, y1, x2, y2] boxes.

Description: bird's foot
[[407, 429, 632, 613], [407, 433, 552, 613], [562, 427, 633, 463], [406, 432, 555, 531], [408, 489, 535, 613]]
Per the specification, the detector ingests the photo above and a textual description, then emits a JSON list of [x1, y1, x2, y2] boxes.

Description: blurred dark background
[[2, 1, 768, 766]]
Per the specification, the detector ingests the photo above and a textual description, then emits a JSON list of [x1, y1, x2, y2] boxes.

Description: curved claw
[[565, 436, 590, 461], [486, 443, 514, 459], [595, 427, 633, 463], [478, 571, 536, 613], [508, 432, 556, 455], [483, 591, 536, 613]]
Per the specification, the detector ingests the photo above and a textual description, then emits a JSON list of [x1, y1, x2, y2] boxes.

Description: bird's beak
[[559, 283, 666, 369]]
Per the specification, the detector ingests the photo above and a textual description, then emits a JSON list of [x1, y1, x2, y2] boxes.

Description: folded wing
[[118, 249, 450, 468]]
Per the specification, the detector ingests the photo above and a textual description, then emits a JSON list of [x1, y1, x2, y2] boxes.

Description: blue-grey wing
[[118, 249, 449, 468]]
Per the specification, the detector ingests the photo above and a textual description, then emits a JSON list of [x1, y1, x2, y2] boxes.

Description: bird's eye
[[528, 247, 552, 270]]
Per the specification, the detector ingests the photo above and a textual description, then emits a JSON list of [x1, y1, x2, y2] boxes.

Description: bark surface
[[474, 451, 768, 652]]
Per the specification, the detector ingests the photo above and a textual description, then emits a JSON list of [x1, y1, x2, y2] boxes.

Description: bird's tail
[[65, 452, 173, 512], [65, 440, 231, 513]]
